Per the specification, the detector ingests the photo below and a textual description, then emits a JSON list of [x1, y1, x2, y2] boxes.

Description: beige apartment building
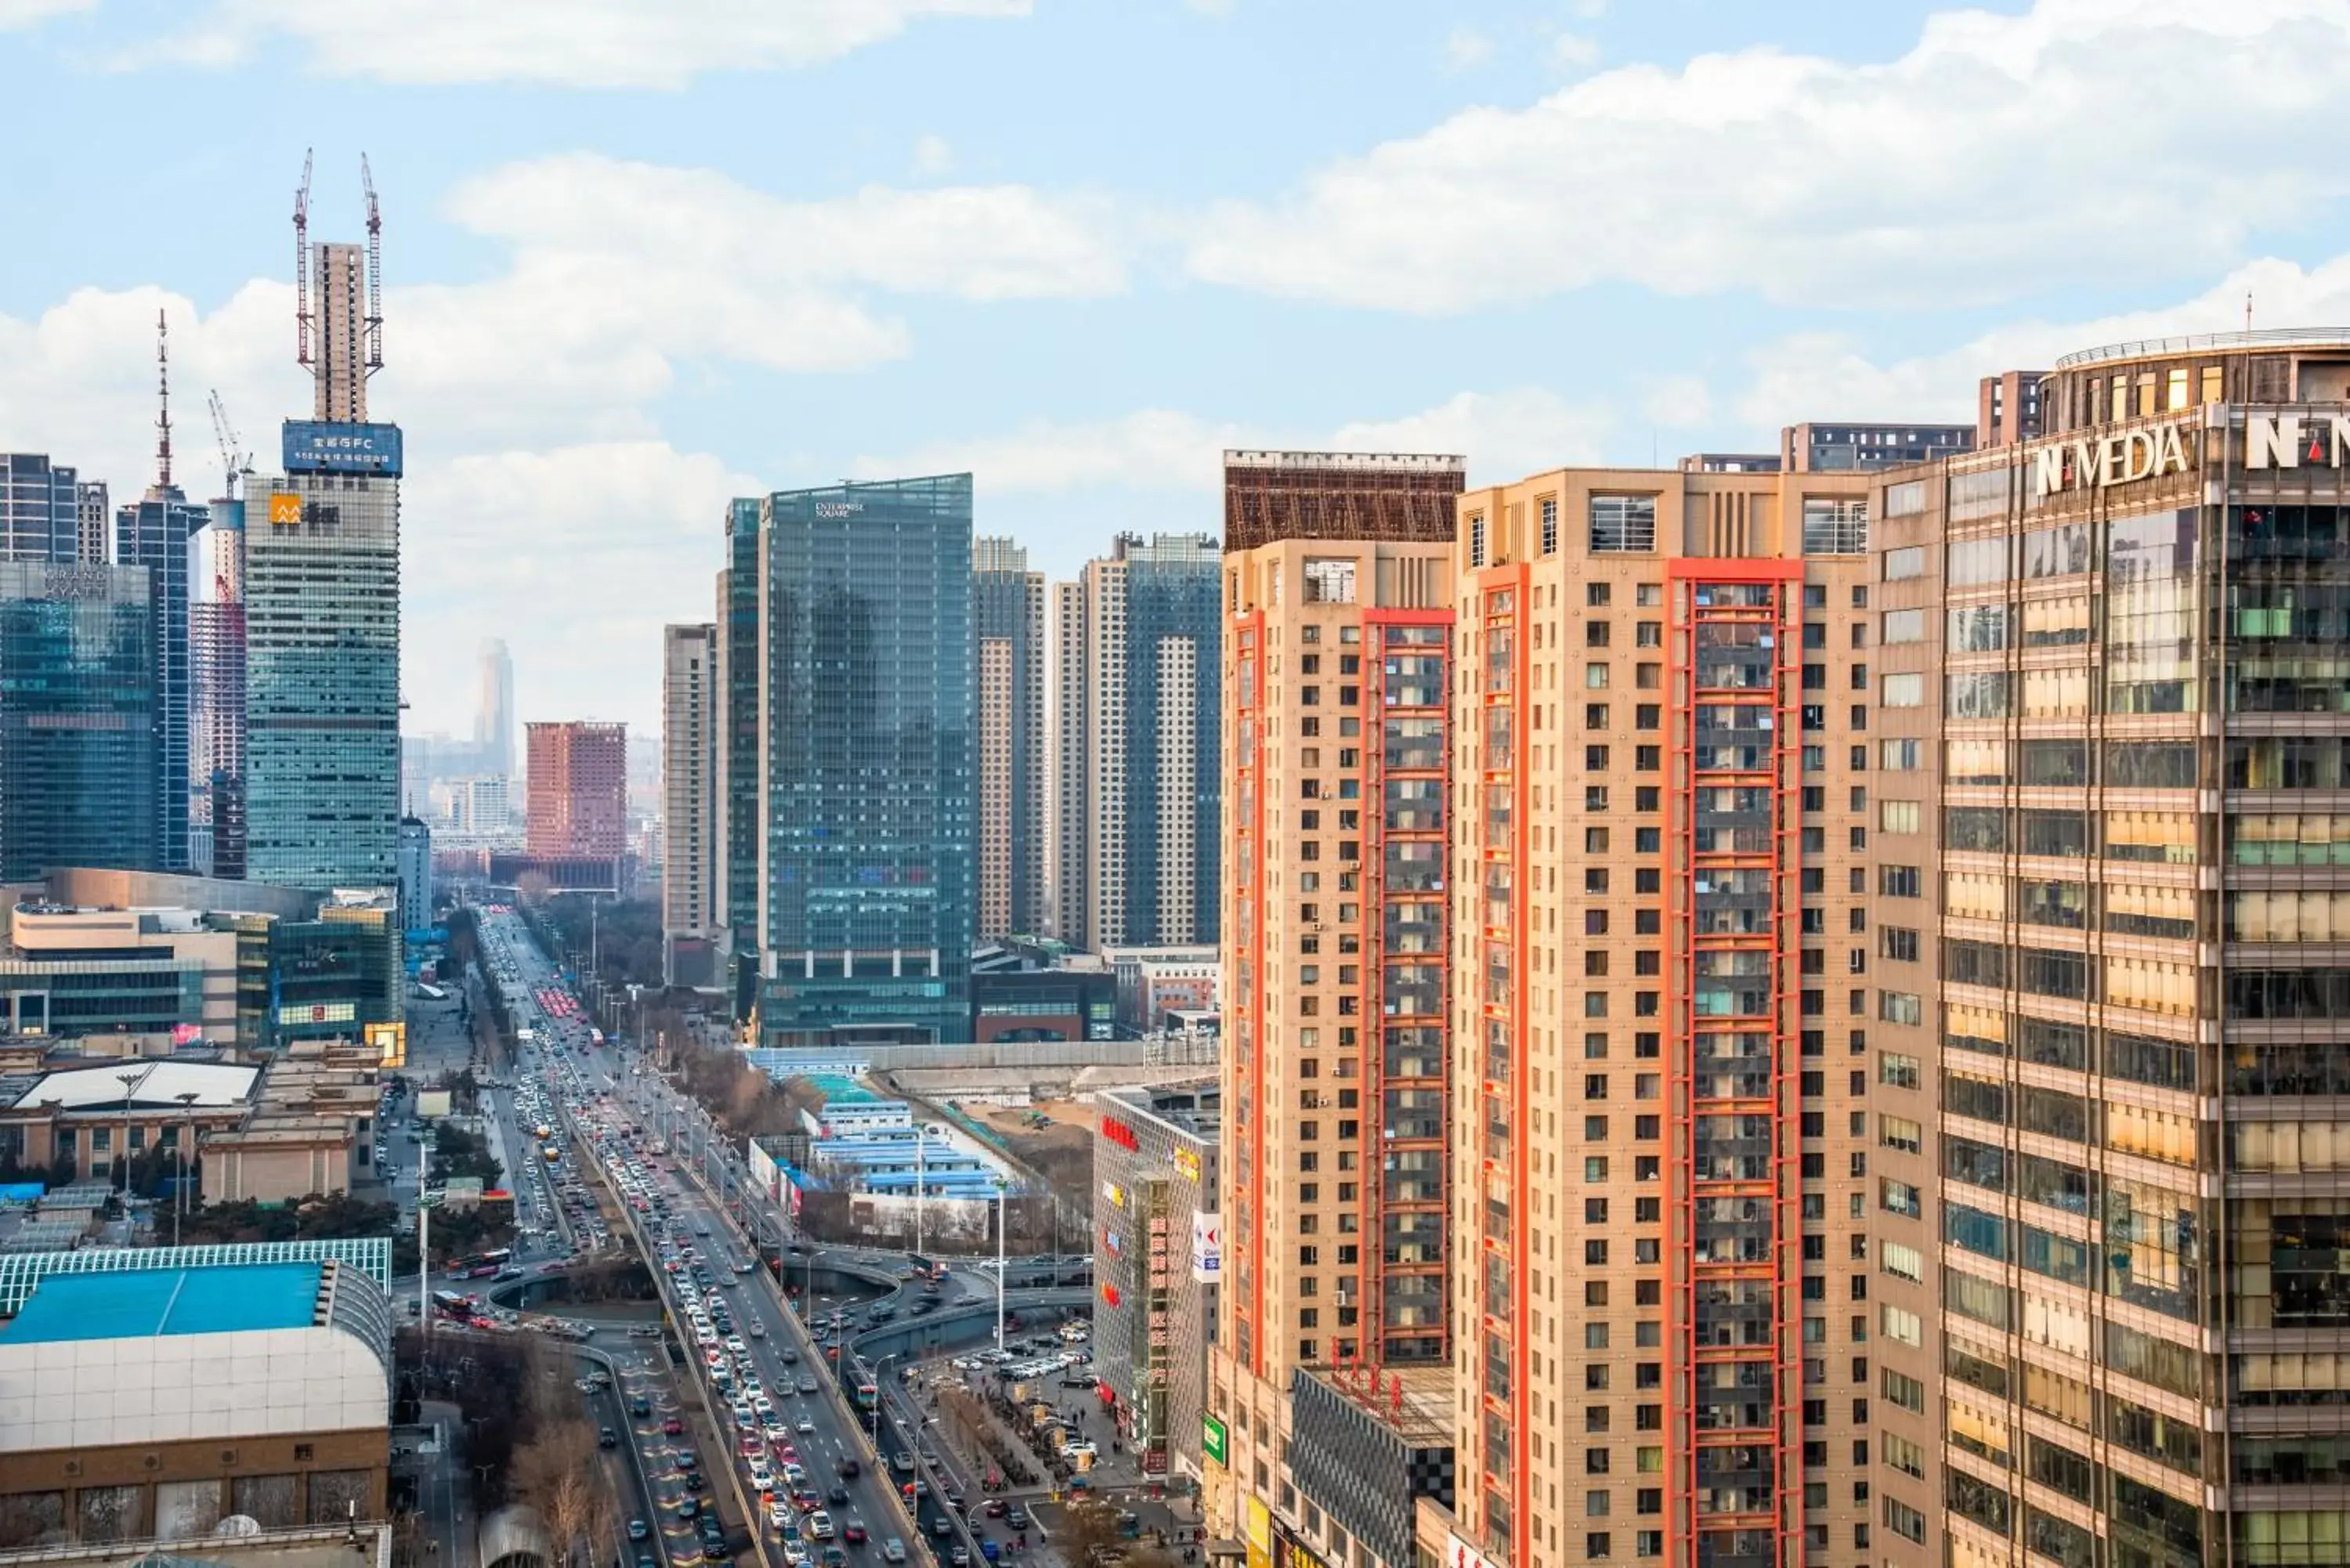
[[1437, 468, 1878, 1568], [1214, 451, 1465, 1568]]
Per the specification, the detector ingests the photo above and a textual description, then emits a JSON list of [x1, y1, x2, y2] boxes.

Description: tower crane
[[294, 148, 313, 367], [208, 390, 252, 501]]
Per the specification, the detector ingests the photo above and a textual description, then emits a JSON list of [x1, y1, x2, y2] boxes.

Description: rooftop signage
[[2246, 411, 2350, 471], [2031, 421, 2194, 497]]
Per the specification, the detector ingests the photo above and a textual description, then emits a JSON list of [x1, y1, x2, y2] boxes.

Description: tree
[[1059, 1498, 1127, 1567]]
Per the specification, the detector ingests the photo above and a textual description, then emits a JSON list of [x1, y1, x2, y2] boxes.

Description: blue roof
[[2, 1262, 322, 1342]]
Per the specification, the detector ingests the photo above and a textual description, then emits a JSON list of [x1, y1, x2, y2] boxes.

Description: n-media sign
[[284, 421, 403, 478]]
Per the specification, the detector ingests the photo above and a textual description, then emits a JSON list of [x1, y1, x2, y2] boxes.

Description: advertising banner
[[1191, 1212, 1222, 1283], [283, 420, 403, 477]]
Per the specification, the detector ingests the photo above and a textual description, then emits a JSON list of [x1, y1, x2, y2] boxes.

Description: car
[[949, 1550, 970, 1568], [629, 1520, 651, 1542], [981, 1501, 1007, 1520], [843, 1523, 868, 1546], [770, 1504, 794, 1530], [599, 1429, 618, 1449], [682, 1472, 707, 1493], [943, 1490, 964, 1512], [797, 1418, 816, 1435], [1003, 1509, 1029, 1531], [823, 1551, 849, 1568], [929, 1519, 953, 1541], [780, 1347, 800, 1364], [797, 1378, 819, 1395], [826, 1487, 849, 1506], [882, 1543, 908, 1565], [677, 1499, 701, 1520], [837, 1458, 861, 1479]]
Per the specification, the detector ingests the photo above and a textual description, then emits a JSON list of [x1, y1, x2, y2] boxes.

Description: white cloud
[[145, 0, 1032, 88], [1641, 375, 1712, 428], [0, 0, 91, 27], [1734, 252, 2350, 431], [1549, 28, 1598, 68], [853, 387, 1612, 497], [1188, 0, 2350, 312], [1443, 27, 1495, 71], [913, 135, 955, 176]]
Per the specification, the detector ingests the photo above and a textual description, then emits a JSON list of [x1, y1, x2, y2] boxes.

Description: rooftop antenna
[[362, 153, 384, 374], [2246, 291, 2254, 333], [155, 309, 174, 491], [295, 147, 314, 367], [208, 389, 251, 501]]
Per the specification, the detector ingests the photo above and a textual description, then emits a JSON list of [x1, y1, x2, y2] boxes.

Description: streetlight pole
[[914, 1129, 925, 1258], [174, 1090, 200, 1245], [114, 1067, 146, 1209], [993, 1176, 1007, 1353]]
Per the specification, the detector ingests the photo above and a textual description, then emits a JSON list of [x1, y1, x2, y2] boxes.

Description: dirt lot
[[969, 1100, 1096, 1211]]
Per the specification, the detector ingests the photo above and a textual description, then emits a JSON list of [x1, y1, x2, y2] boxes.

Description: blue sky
[[7, 0, 2350, 740]]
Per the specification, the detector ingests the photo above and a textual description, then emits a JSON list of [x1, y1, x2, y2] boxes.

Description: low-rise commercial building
[[1103, 945, 1218, 1035], [1092, 1080, 1218, 1481], [0, 1257, 392, 1543]]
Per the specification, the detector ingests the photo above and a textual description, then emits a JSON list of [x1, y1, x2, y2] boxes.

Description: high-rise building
[[1049, 532, 1222, 952], [525, 721, 627, 861], [115, 484, 212, 869], [245, 197, 402, 893], [1212, 450, 1462, 1558], [0, 562, 158, 880], [395, 816, 432, 933], [475, 637, 515, 779], [973, 537, 1045, 938], [1430, 465, 1878, 1568], [662, 622, 721, 986], [1044, 579, 1088, 944], [717, 499, 764, 1010], [729, 475, 975, 1046], [75, 481, 110, 565], [1781, 421, 1975, 472], [1, 453, 84, 563], [1864, 333, 2350, 1568], [190, 499, 248, 879], [1975, 368, 2047, 447]]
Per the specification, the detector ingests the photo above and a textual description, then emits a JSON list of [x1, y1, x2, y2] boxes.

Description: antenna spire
[[2246, 291, 2255, 333], [295, 147, 314, 367], [155, 309, 174, 491]]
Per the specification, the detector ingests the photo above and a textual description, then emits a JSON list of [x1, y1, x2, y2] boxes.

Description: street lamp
[[114, 1068, 147, 1206], [992, 1175, 1009, 1353], [172, 1090, 201, 1245]]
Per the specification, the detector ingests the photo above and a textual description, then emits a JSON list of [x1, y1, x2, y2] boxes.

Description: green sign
[[1202, 1413, 1227, 1468]]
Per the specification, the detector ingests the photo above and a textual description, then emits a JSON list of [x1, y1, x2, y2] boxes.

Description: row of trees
[[668, 1037, 828, 1143]]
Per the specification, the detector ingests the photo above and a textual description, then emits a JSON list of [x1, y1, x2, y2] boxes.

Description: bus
[[432, 1290, 478, 1319], [907, 1254, 947, 1281], [450, 1249, 512, 1274], [854, 1379, 878, 1411]]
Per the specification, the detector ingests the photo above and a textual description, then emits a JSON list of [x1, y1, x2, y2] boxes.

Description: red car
[[843, 1526, 867, 1545], [663, 1418, 685, 1436]]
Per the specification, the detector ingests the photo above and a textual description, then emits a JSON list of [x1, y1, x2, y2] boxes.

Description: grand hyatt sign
[[2032, 412, 2350, 499]]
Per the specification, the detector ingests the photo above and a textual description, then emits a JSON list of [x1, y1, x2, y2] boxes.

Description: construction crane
[[361, 152, 383, 374], [294, 147, 313, 367], [208, 390, 251, 501]]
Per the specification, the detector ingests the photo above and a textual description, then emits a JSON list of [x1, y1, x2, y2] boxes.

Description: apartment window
[[1878, 1051, 1920, 1089], [1541, 498, 1560, 555], [1883, 1498, 1925, 1545], [1879, 1115, 1922, 1154], [1588, 583, 1612, 607], [1590, 495, 1658, 553], [1880, 673, 1923, 707], [1586, 620, 1611, 648], [1880, 1304, 1922, 1346], [1802, 497, 1869, 555], [1586, 703, 1610, 728], [1879, 1241, 1923, 1282], [1881, 608, 1924, 643], [1470, 516, 1487, 567], [1880, 927, 1919, 962]]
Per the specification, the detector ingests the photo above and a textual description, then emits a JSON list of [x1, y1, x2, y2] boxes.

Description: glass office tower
[[0, 562, 158, 880], [115, 486, 212, 869], [243, 469, 401, 889], [1866, 333, 2350, 1568], [747, 475, 974, 1046], [0, 454, 82, 564]]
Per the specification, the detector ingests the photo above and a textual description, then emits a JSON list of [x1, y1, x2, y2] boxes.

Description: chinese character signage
[[267, 492, 303, 526], [284, 420, 404, 478]]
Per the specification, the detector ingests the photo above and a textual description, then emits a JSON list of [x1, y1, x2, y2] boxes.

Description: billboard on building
[[1191, 1212, 1220, 1282], [366, 1021, 407, 1069], [283, 421, 404, 478], [418, 1089, 453, 1119], [267, 492, 303, 526], [277, 1001, 356, 1025], [1201, 1413, 1227, 1468]]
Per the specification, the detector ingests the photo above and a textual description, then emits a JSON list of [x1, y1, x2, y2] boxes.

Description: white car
[[808, 1512, 835, 1541], [749, 1320, 767, 1338], [726, 1336, 748, 1354], [769, 1502, 794, 1530], [796, 1418, 815, 1434]]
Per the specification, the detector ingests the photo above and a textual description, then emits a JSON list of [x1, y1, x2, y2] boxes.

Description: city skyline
[[11, 2, 2350, 736]]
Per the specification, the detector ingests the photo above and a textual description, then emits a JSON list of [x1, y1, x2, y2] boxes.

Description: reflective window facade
[[748, 475, 975, 1046], [243, 467, 401, 889], [0, 562, 158, 880]]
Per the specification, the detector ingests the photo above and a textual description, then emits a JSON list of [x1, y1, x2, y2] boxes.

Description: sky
[[8, 0, 2350, 741]]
